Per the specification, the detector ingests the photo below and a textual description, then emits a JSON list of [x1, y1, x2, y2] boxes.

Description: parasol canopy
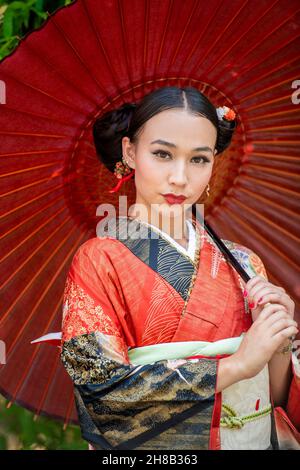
[[0, 0, 299, 428]]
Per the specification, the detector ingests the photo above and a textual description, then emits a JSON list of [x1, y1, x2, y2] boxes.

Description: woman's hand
[[233, 303, 299, 380], [243, 275, 295, 323]]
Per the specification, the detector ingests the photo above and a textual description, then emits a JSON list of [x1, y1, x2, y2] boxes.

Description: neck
[[128, 202, 190, 242]]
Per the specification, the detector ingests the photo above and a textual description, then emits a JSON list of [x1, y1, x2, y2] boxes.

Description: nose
[[168, 159, 188, 186]]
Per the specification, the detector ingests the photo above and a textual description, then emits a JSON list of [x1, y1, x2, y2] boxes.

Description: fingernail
[[257, 297, 263, 304], [243, 289, 248, 297], [249, 301, 255, 309]]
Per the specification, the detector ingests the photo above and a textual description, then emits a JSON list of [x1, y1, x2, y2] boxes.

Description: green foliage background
[[0, 0, 73, 60], [0, 396, 87, 449], [0, 0, 87, 450]]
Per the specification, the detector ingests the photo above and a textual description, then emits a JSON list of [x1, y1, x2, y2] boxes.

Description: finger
[[245, 277, 285, 298], [256, 291, 293, 310], [248, 279, 274, 299], [262, 311, 294, 330], [268, 317, 298, 336], [263, 309, 293, 325], [246, 282, 286, 307], [276, 286, 286, 293], [244, 275, 267, 295], [272, 326, 299, 346], [257, 303, 289, 322], [248, 286, 278, 308]]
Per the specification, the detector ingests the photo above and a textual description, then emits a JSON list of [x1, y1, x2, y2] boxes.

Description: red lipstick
[[162, 193, 187, 205]]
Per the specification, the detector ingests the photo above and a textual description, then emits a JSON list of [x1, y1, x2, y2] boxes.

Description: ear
[[122, 137, 136, 169]]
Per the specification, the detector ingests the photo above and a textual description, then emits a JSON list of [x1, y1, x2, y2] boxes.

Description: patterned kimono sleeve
[[60, 239, 220, 450], [246, 249, 300, 443]]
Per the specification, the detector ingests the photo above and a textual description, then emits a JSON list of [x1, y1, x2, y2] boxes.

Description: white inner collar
[[133, 218, 196, 261]]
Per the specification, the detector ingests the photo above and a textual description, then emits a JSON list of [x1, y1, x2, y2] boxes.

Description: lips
[[162, 194, 187, 204]]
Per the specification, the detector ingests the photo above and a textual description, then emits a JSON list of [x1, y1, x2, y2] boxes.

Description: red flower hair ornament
[[108, 105, 236, 193]]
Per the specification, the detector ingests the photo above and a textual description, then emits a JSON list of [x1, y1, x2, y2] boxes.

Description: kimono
[[60, 215, 300, 450]]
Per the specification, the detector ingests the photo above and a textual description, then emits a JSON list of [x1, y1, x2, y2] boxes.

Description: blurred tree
[[0, 396, 87, 449], [0, 0, 74, 60]]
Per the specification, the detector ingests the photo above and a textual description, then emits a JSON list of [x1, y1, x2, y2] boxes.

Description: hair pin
[[216, 106, 236, 121]]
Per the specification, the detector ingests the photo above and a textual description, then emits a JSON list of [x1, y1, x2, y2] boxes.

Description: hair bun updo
[[93, 102, 137, 173], [215, 112, 237, 155], [92, 87, 238, 179]]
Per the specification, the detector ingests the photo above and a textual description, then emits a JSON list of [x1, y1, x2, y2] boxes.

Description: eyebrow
[[150, 139, 213, 153]]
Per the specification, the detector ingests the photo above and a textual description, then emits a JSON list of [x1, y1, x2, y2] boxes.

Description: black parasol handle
[[193, 208, 296, 343], [193, 205, 250, 283]]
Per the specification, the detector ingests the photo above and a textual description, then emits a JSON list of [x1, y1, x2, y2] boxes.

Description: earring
[[108, 156, 135, 193], [122, 155, 130, 168], [205, 184, 210, 197], [113, 155, 132, 180]]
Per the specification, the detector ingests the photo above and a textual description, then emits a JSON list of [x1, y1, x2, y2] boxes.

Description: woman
[[60, 86, 300, 450]]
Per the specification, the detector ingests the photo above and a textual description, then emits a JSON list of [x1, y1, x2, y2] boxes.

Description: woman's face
[[122, 108, 217, 222]]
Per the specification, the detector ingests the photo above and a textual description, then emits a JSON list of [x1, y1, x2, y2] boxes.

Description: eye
[[191, 156, 210, 164], [152, 150, 210, 164], [152, 150, 171, 159]]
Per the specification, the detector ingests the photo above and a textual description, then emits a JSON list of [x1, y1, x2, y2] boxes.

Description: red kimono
[[60, 216, 300, 450]]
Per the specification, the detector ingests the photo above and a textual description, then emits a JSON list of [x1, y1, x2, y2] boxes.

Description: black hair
[[93, 86, 237, 174]]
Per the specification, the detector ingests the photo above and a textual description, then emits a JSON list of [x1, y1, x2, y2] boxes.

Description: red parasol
[[0, 0, 299, 429]]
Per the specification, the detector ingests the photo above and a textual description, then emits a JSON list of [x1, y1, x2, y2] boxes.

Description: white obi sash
[[220, 363, 271, 449]]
